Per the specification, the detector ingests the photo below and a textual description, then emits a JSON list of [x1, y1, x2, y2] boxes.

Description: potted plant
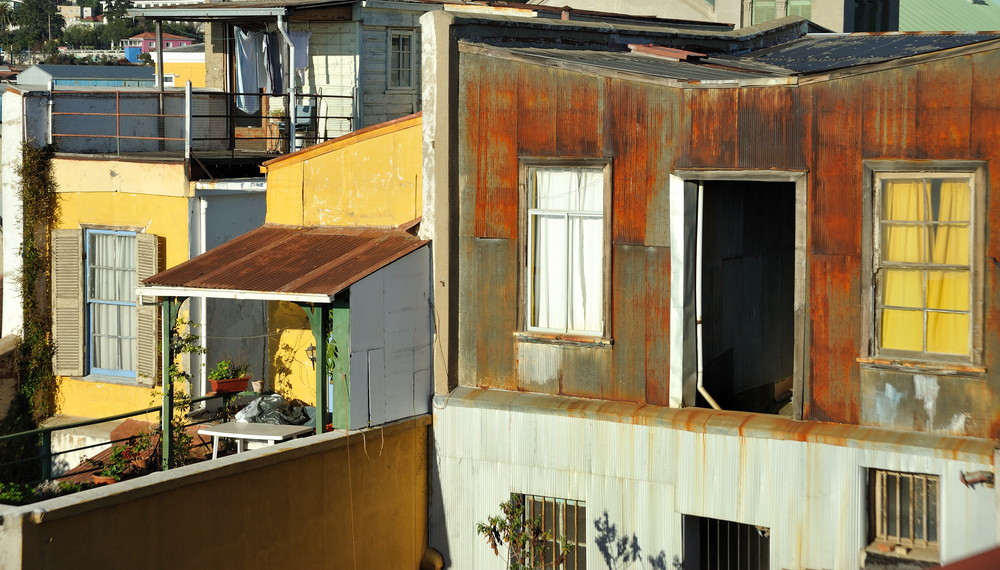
[[87, 443, 139, 485], [208, 359, 252, 393]]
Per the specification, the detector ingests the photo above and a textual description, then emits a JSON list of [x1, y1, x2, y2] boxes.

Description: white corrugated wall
[[429, 393, 997, 569]]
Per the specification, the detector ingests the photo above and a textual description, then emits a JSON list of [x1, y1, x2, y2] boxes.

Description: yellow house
[[142, 113, 428, 431], [158, 43, 206, 88]]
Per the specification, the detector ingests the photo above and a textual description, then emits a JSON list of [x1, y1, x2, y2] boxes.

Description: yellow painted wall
[[52, 157, 192, 418], [268, 301, 317, 404], [162, 60, 207, 88], [264, 114, 423, 227], [13, 417, 430, 569]]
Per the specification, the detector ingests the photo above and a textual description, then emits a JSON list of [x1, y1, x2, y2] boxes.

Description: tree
[[103, 0, 132, 22], [62, 24, 101, 49], [12, 0, 63, 50], [0, 2, 13, 34]]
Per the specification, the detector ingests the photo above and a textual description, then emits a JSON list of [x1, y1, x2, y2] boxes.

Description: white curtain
[[531, 168, 603, 333], [89, 233, 136, 372]]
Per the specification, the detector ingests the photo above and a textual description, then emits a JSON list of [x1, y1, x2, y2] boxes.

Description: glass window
[[86, 230, 137, 376], [875, 173, 973, 358], [752, 0, 777, 24], [388, 30, 414, 89], [526, 166, 605, 335], [787, 0, 811, 19]]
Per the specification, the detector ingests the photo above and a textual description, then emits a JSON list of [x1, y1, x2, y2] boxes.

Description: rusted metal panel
[[685, 88, 738, 169], [809, 80, 862, 257], [859, 367, 993, 436], [609, 244, 652, 403], [456, 235, 480, 385], [144, 225, 426, 296], [644, 246, 671, 406], [859, 66, 917, 159], [457, 57, 481, 239], [475, 238, 519, 391], [806, 254, 861, 424], [608, 81, 652, 246], [516, 63, 558, 156], [555, 73, 602, 157], [475, 56, 519, 239], [915, 59, 973, 159], [736, 86, 802, 170]]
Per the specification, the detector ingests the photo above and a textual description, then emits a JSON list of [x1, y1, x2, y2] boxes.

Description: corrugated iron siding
[[432, 390, 997, 569], [457, 48, 1000, 436]]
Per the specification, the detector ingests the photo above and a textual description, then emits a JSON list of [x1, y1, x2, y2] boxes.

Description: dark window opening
[[684, 515, 770, 570]]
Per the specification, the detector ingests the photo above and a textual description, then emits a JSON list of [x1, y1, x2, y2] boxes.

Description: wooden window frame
[[517, 157, 612, 343], [868, 469, 940, 560], [861, 160, 986, 368], [387, 29, 416, 91]]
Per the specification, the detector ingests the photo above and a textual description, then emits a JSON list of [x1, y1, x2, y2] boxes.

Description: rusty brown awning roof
[[141, 224, 428, 303]]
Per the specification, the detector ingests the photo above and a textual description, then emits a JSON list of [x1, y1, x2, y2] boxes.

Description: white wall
[[347, 246, 432, 429], [430, 389, 999, 569]]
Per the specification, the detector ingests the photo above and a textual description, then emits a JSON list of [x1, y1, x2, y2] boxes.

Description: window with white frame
[[525, 164, 607, 336], [523, 494, 587, 569], [870, 470, 939, 555], [872, 168, 980, 361], [86, 230, 137, 376], [388, 29, 415, 89]]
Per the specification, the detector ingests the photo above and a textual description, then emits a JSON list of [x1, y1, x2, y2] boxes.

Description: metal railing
[[48, 87, 354, 158], [0, 393, 221, 485]]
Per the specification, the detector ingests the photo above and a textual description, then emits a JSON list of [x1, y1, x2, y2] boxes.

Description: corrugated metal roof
[[492, 46, 789, 81], [483, 32, 1000, 81], [143, 225, 427, 299], [743, 32, 1000, 73], [900, 0, 1000, 32]]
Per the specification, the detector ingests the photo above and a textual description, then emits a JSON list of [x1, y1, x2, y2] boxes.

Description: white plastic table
[[198, 422, 313, 459]]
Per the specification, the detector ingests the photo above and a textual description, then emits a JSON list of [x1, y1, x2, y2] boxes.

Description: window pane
[[568, 215, 603, 333], [881, 309, 923, 352], [929, 224, 969, 266], [787, 0, 811, 18], [927, 479, 938, 543], [92, 303, 136, 370], [926, 312, 969, 355], [929, 179, 970, 222], [881, 224, 925, 263], [882, 269, 922, 309], [926, 270, 969, 311], [883, 180, 924, 221], [885, 473, 898, 537], [900, 475, 911, 540], [531, 214, 568, 330]]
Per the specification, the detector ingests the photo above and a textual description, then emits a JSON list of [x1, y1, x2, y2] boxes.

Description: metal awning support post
[[301, 304, 328, 436], [276, 15, 296, 151], [161, 297, 183, 471]]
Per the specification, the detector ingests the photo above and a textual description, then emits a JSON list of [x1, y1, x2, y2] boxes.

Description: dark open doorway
[[697, 180, 795, 414]]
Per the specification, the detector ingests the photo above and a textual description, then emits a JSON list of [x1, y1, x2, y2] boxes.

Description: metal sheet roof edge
[[438, 386, 998, 463], [138, 285, 331, 303]]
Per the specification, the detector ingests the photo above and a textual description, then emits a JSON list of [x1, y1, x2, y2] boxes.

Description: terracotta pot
[[91, 474, 117, 485], [209, 376, 250, 393]]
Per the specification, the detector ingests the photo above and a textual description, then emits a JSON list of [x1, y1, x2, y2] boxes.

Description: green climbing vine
[[16, 143, 59, 421], [0, 143, 59, 481]]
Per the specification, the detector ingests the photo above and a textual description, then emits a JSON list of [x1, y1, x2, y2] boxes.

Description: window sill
[[514, 331, 613, 348], [865, 541, 939, 564], [857, 357, 985, 377], [71, 374, 142, 387]]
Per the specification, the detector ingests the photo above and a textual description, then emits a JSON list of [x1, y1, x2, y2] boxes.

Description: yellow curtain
[[880, 178, 971, 356], [881, 180, 924, 352], [926, 180, 970, 354]]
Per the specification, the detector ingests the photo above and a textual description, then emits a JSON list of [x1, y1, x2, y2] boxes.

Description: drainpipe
[[695, 184, 721, 410], [276, 15, 295, 151]]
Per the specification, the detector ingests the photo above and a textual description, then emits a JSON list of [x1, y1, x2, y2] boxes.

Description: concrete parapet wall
[[0, 415, 430, 569]]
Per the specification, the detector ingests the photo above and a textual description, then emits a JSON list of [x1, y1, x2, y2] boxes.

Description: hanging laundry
[[235, 27, 264, 113], [263, 32, 283, 94], [289, 31, 311, 83]]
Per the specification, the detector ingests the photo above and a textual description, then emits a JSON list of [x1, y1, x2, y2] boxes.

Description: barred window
[[871, 470, 939, 554], [523, 494, 586, 569]]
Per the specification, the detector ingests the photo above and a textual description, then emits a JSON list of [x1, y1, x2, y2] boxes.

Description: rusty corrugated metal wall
[[456, 47, 1000, 438]]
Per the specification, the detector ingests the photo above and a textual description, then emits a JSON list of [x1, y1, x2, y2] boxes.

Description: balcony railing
[[48, 86, 354, 157]]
